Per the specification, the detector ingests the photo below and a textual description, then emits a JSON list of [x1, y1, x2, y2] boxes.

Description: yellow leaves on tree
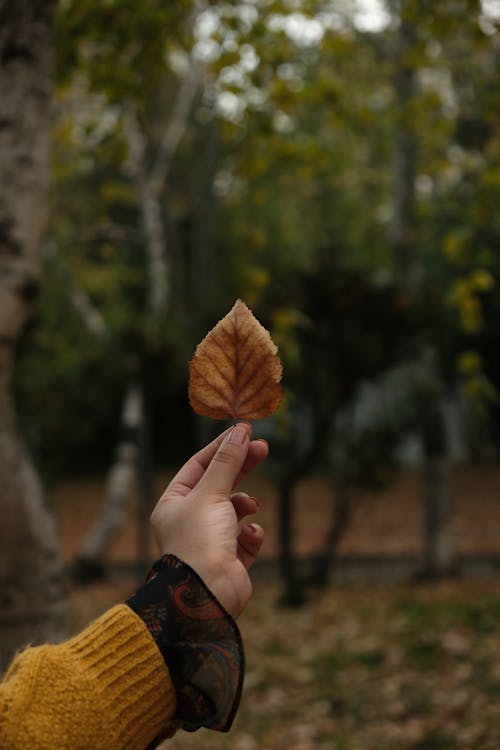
[[188, 299, 283, 421]]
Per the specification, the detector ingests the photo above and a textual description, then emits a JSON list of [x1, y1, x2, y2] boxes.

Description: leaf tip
[[188, 299, 283, 421]]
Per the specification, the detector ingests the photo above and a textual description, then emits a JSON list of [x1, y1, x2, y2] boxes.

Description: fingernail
[[248, 523, 260, 534], [249, 496, 260, 510], [228, 423, 249, 445]]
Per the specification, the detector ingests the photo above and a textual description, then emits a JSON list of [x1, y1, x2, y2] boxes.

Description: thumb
[[196, 423, 251, 498]]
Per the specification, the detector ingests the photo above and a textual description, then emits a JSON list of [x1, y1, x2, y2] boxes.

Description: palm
[[151, 425, 267, 618]]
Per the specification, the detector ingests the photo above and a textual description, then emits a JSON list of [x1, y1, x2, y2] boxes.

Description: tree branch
[[44, 243, 108, 338]]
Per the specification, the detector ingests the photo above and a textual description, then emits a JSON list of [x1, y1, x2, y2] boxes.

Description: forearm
[[0, 556, 244, 750], [0, 605, 175, 750]]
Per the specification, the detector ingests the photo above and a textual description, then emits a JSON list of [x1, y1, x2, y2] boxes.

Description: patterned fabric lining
[[126, 554, 244, 743]]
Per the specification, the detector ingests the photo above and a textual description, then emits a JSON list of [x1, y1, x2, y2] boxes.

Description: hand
[[150, 423, 268, 618]]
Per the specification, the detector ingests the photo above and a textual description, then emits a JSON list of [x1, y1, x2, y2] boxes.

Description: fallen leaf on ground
[[188, 299, 282, 420]]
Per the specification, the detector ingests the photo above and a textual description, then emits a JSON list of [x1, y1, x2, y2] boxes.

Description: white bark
[[125, 59, 201, 316], [418, 348, 455, 576], [44, 242, 108, 338], [76, 384, 143, 565], [74, 38, 203, 575], [0, 0, 65, 670], [388, 0, 418, 289], [388, 1, 454, 577], [423, 455, 453, 573]]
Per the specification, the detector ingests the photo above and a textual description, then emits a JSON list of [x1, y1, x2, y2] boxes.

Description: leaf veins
[[188, 299, 283, 420]]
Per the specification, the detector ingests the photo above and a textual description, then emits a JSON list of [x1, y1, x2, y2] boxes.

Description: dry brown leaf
[[188, 299, 283, 420]]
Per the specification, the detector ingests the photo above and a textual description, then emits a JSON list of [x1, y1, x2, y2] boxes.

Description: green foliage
[[264, 250, 413, 487], [15, 268, 124, 477], [56, 0, 193, 101], [14, 0, 500, 475]]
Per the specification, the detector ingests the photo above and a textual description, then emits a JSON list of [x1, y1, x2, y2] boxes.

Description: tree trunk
[[124, 59, 200, 317], [75, 66, 202, 579], [422, 451, 453, 577], [388, 0, 454, 580], [0, 0, 65, 671], [388, 0, 418, 290], [419, 361, 455, 578], [72, 384, 143, 582], [308, 476, 351, 589], [278, 413, 330, 606], [278, 472, 304, 607], [136, 389, 155, 579]]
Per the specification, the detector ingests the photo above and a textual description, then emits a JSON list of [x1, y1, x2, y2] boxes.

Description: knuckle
[[213, 445, 238, 466]]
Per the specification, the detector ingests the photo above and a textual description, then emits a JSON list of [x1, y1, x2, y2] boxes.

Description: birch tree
[[0, 0, 64, 669], [388, 0, 456, 578], [70, 59, 202, 578]]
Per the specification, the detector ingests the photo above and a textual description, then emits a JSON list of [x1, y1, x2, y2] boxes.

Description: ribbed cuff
[[66, 604, 175, 748]]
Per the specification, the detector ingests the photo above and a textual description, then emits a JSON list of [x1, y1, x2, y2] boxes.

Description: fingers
[[166, 426, 234, 497], [231, 491, 259, 521], [231, 494, 263, 570], [195, 423, 252, 498], [164, 425, 269, 500], [237, 523, 264, 570], [235, 438, 269, 486]]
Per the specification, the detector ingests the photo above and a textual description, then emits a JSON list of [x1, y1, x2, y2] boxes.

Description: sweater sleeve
[[0, 604, 176, 750]]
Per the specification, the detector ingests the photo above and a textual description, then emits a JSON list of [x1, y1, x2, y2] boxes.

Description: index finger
[[166, 426, 233, 496], [166, 430, 269, 499], [235, 438, 269, 485]]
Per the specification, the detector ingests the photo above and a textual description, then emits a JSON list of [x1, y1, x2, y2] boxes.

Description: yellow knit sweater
[[0, 604, 176, 750]]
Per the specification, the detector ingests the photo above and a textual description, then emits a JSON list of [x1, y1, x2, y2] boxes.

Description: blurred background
[[2, 0, 500, 747]]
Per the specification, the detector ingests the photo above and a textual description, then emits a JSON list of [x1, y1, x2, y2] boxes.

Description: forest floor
[[52, 463, 500, 750]]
